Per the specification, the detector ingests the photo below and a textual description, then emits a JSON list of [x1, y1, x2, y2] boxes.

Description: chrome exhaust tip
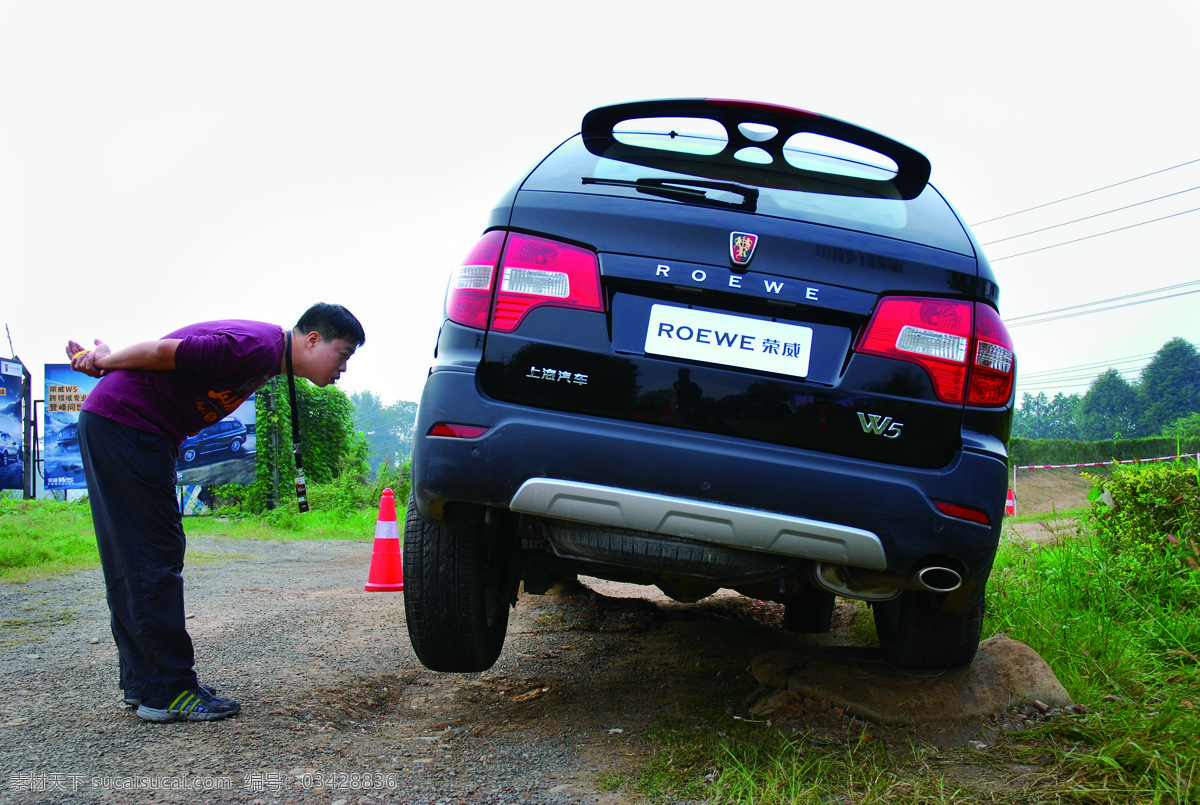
[[811, 562, 963, 600], [913, 566, 962, 593]]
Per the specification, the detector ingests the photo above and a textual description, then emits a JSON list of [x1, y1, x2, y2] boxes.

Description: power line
[[1018, 372, 1140, 385], [1019, 363, 1149, 382], [1017, 379, 1135, 392], [1017, 373, 1137, 385], [1015, 379, 1131, 393], [1017, 367, 1142, 387], [971, 157, 1200, 226], [1004, 280, 1200, 325], [1006, 287, 1200, 326], [990, 206, 1200, 261], [981, 185, 1200, 246], [1018, 356, 1156, 380]]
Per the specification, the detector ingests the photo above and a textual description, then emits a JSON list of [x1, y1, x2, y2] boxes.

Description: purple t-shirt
[[82, 320, 284, 445]]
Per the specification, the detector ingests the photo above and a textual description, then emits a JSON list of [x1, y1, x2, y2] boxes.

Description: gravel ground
[[0, 536, 806, 805]]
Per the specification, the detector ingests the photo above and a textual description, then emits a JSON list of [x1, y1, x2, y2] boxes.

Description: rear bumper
[[412, 367, 1007, 581], [512, 477, 887, 569]]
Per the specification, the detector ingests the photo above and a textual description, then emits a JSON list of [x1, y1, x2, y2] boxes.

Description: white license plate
[[644, 304, 813, 377]]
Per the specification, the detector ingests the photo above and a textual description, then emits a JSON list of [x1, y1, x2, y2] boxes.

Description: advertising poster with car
[[0, 359, 26, 490], [174, 395, 256, 487], [43, 364, 99, 490]]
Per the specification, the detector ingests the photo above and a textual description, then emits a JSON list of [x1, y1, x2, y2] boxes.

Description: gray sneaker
[[136, 687, 241, 722]]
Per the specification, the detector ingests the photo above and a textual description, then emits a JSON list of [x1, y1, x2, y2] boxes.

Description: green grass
[[0, 497, 395, 583], [619, 674, 1007, 804], [983, 527, 1200, 802], [182, 504, 391, 542], [845, 599, 878, 644], [617, 507, 1200, 804], [0, 499, 100, 582], [709, 732, 983, 805], [987, 531, 1198, 702], [1005, 505, 1089, 525]]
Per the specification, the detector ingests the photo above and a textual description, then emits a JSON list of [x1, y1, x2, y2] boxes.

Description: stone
[[748, 689, 803, 718], [750, 634, 1072, 725], [750, 648, 805, 689]]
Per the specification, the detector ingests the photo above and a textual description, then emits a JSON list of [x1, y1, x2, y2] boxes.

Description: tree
[[350, 391, 418, 479], [295, 380, 368, 484], [1136, 338, 1200, 435], [1012, 391, 1080, 439], [1162, 412, 1200, 440], [1076, 369, 1138, 441], [1011, 392, 1048, 438], [1045, 392, 1082, 440]]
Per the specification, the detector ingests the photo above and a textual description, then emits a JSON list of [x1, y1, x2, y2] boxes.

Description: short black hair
[[295, 303, 366, 347]]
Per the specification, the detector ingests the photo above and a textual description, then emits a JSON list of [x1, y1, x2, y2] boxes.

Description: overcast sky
[[3, 1, 1198, 410]]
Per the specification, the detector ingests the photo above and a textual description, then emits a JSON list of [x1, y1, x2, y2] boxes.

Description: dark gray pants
[[78, 411, 197, 699]]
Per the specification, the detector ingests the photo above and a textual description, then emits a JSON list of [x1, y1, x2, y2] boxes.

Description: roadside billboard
[[44, 364, 100, 490], [43, 367, 257, 491], [0, 359, 25, 490], [174, 394, 257, 486]]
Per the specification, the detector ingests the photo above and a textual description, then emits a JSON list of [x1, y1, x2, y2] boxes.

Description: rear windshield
[[522, 135, 974, 256]]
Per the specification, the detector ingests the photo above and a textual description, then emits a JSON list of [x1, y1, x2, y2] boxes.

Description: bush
[[206, 462, 410, 521], [1083, 460, 1200, 577], [305, 461, 411, 515]]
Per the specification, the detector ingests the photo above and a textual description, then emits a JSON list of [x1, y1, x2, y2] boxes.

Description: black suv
[[178, 418, 247, 463], [404, 99, 1015, 673]]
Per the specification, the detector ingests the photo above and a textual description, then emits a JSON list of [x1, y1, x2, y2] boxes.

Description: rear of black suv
[[404, 99, 1015, 673]]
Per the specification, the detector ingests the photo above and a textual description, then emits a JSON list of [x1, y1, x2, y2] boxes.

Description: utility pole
[[22, 365, 32, 499], [268, 378, 279, 510]]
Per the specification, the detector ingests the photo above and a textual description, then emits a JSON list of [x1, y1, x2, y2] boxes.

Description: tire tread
[[402, 494, 512, 672]]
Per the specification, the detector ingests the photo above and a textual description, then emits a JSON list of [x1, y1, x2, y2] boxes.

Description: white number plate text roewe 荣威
[[644, 304, 813, 378]]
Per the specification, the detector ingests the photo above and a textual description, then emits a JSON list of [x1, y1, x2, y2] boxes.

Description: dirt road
[[0, 536, 837, 804]]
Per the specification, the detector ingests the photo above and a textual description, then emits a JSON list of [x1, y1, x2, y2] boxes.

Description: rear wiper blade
[[581, 177, 758, 212]]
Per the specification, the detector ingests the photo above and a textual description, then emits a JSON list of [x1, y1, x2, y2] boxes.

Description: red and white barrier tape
[[1017, 452, 1200, 470]]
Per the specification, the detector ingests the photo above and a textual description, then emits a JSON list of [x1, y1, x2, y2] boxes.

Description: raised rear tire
[[402, 493, 520, 672], [872, 588, 984, 668]]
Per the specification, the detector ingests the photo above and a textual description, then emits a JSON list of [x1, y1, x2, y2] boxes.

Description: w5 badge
[[858, 412, 903, 439]]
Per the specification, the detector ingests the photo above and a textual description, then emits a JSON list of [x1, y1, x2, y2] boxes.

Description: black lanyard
[[284, 331, 309, 513]]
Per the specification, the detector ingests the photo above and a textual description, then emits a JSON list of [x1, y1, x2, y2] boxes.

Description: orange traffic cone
[[1004, 488, 1016, 517], [365, 488, 404, 592]]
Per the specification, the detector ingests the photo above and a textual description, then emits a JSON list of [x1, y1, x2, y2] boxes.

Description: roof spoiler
[[581, 98, 931, 200]]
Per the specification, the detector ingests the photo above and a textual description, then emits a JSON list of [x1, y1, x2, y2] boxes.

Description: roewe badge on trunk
[[730, 232, 758, 269]]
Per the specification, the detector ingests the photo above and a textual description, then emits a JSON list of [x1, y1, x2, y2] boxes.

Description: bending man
[[66, 303, 365, 722]]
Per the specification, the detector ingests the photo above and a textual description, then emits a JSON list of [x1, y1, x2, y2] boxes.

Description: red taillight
[[857, 297, 973, 403], [445, 230, 507, 330], [428, 423, 489, 439], [934, 500, 990, 526], [967, 304, 1016, 406], [444, 231, 604, 333], [855, 297, 1015, 407], [490, 233, 604, 333]]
